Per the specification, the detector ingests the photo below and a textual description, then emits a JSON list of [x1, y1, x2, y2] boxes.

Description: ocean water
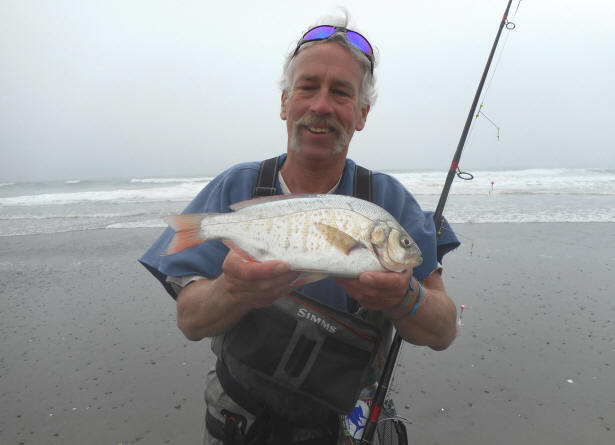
[[1, 169, 614, 237]]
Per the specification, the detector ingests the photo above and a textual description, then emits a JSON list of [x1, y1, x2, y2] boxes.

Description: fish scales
[[202, 209, 378, 274]]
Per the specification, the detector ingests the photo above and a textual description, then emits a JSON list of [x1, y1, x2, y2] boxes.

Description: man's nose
[[309, 89, 334, 115]]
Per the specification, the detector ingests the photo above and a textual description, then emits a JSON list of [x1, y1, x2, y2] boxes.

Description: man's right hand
[[176, 247, 299, 340], [218, 247, 300, 309]]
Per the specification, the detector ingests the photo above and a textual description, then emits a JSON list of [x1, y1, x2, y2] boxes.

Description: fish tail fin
[[163, 214, 209, 255]]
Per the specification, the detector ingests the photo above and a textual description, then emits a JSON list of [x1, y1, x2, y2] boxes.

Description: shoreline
[[1, 224, 614, 444]]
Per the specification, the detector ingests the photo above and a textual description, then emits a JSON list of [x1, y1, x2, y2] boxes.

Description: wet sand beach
[[1, 224, 614, 444]]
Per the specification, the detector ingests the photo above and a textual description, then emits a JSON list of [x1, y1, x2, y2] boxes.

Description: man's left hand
[[334, 269, 413, 311]]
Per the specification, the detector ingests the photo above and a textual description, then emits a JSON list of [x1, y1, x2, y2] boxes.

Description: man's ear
[[280, 91, 288, 120], [355, 104, 370, 131]]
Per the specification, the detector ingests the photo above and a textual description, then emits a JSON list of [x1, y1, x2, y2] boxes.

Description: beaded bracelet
[[386, 279, 423, 322]]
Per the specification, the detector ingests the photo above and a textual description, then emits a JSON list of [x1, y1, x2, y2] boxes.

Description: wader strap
[[353, 164, 372, 202], [254, 157, 372, 201], [211, 362, 268, 445], [253, 156, 280, 197], [216, 360, 264, 417]]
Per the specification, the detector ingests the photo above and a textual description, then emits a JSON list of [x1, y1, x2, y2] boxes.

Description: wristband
[[386, 280, 423, 322], [382, 289, 410, 313], [382, 277, 416, 313]]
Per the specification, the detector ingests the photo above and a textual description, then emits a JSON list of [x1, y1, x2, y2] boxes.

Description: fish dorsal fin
[[229, 194, 311, 211], [314, 222, 363, 255]]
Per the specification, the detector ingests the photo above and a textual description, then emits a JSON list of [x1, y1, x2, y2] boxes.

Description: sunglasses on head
[[292, 25, 374, 74]]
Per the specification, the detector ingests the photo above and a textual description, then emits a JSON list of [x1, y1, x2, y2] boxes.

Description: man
[[140, 17, 459, 445]]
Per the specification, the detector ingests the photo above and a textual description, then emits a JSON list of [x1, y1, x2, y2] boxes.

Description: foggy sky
[[1, 0, 614, 182]]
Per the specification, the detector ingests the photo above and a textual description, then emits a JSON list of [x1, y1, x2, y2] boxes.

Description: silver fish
[[164, 194, 422, 278]]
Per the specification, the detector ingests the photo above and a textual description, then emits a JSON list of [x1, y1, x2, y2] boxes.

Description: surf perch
[[163, 194, 422, 279]]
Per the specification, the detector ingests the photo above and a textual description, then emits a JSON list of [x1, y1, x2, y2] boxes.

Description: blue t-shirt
[[139, 155, 460, 311]]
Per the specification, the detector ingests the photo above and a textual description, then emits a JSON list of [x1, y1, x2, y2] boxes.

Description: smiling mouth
[[306, 125, 332, 134]]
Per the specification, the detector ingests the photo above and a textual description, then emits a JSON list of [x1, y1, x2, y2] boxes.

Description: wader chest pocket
[[214, 291, 382, 420]]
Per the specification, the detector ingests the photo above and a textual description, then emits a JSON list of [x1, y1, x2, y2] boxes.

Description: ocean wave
[[0, 182, 16, 187], [392, 169, 615, 196], [2, 168, 614, 207], [65, 180, 81, 184], [0, 183, 205, 206], [130, 177, 212, 184], [448, 214, 615, 224]]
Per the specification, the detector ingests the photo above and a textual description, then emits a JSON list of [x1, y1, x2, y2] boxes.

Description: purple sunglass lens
[[303, 26, 337, 40], [346, 31, 373, 55]]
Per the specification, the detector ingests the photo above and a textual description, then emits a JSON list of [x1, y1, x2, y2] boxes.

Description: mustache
[[296, 114, 345, 134]]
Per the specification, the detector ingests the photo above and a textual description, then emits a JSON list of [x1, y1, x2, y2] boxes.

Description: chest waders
[[206, 156, 393, 445]]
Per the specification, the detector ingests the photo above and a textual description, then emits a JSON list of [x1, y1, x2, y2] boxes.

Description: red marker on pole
[[458, 305, 466, 326]]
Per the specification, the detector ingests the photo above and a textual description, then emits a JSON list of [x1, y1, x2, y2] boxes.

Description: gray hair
[[279, 13, 377, 108]]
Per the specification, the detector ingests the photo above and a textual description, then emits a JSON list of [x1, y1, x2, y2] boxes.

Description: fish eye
[[400, 236, 412, 248]]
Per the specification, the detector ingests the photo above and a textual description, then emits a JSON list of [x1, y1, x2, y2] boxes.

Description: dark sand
[[1, 224, 614, 444]]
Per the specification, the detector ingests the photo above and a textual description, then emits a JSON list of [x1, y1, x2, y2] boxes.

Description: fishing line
[[381, 341, 410, 424], [476, 106, 501, 140], [480, 19, 515, 106], [450, 2, 522, 181], [457, 0, 523, 180], [513, 0, 523, 18], [474, 0, 522, 141], [439, 224, 475, 255]]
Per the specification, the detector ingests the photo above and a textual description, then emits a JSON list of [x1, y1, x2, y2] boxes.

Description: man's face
[[280, 42, 370, 160]]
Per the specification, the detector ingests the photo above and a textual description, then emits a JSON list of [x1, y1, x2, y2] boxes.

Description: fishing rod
[[433, 0, 515, 234], [360, 1, 516, 443]]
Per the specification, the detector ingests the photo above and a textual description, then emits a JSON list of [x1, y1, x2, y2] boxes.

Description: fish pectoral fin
[[314, 222, 363, 255], [222, 240, 260, 263], [291, 272, 328, 287]]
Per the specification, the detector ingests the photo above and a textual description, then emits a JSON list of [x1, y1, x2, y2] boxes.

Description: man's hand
[[176, 246, 299, 340], [336, 269, 458, 350], [219, 248, 300, 309], [334, 269, 413, 312]]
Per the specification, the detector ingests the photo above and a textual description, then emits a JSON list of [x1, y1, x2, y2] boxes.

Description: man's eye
[[333, 89, 350, 96]]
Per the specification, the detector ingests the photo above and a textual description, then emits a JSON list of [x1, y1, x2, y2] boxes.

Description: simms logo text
[[297, 308, 337, 334]]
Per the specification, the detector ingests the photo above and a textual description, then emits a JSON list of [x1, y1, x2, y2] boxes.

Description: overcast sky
[[1, 0, 614, 182]]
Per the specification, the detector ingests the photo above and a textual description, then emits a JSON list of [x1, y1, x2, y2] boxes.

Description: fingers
[[335, 269, 414, 311], [220, 249, 299, 309]]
